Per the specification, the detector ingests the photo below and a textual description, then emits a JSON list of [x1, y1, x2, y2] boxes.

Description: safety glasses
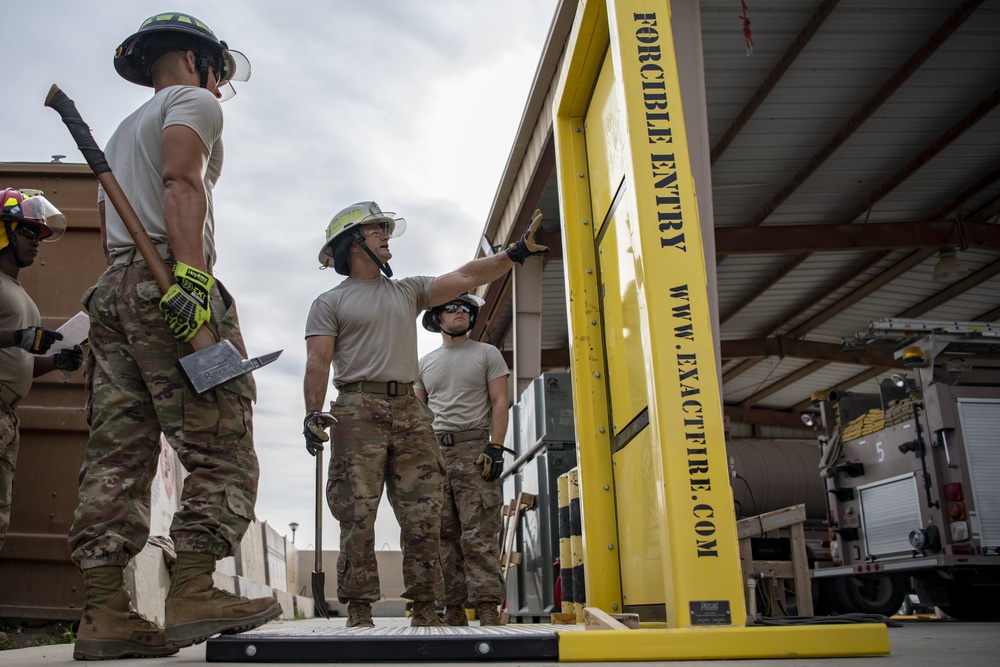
[[442, 303, 472, 314], [359, 222, 392, 238], [16, 225, 41, 241]]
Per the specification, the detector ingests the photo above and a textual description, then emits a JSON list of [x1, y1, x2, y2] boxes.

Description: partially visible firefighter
[[415, 292, 513, 626], [303, 202, 546, 628], [0, 188, 79, 554], [65, 12, 279, 661]]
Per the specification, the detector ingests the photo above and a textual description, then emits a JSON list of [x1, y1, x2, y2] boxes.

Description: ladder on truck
[[852, 318, 1000, 342]]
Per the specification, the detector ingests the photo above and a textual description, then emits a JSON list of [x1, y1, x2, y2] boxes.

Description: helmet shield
[[216, 48, 251, 101], [1, 190, 65, 242]]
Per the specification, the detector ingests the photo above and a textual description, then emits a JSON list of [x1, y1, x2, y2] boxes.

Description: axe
[[45, 84, 281, 394]]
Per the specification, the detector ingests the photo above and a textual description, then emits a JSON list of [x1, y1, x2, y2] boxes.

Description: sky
[[5, 1, 559, 553]]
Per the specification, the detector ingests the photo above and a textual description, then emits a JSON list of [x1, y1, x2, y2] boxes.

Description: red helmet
[[1, 188, 67, 249]]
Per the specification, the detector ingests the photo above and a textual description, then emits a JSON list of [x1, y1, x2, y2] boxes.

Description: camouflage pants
[[69, 261, 258, 570], [326, 392, 444, 603], [0, 399, 19, 553], [438, 439, 504, 604]]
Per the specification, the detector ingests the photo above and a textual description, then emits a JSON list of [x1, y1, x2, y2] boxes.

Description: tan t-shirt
[[98, 85, 224, 269], [305, 275, 433, 386], [415, 339, 509, 433], [0, 271, 40, 398]]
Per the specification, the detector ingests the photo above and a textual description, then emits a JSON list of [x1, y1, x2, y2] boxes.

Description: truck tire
[[828, 575, 906, 616]]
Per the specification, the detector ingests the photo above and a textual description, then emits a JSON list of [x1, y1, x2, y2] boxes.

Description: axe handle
[[45, 84, 215, 351]]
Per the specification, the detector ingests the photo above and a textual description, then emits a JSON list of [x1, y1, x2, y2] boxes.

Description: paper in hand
[[48, 311, 90, 354]]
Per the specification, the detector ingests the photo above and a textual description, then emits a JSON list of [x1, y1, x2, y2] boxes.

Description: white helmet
[[318, 201, 406, 275]]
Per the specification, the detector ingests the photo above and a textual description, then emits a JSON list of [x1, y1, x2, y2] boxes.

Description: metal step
[[206, 624, 570, 662]]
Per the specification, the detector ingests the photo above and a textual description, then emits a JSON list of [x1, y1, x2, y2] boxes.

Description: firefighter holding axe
[[59, 12, 280, 661]]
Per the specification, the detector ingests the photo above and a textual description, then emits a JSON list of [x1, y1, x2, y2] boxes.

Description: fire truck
[[810, 318, 1000, 620]]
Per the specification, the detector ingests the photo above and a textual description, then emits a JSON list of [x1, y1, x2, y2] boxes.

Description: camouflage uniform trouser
[[326, 391, 444, 603], [68, 260, 258, 570], [0, 399, 19, 553], [438, 438, 504, 604]]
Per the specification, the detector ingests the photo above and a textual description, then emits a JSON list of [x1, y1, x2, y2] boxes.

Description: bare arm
[[304, 334, 335, 412], [161, 124, 210, 271], [429, 252, 513, 307], [98, 200, 110, 265], [414, 387, 428, 405], [487, 374, 509, 445]]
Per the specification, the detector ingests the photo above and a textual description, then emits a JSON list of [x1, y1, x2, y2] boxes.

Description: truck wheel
[[828, 575, 906, 616]]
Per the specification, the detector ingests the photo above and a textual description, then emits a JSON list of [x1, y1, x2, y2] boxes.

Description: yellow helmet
[[318, 201, 406, 275]]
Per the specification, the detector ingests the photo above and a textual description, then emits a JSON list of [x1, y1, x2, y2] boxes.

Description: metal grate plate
[[206, 624, 572, 662]]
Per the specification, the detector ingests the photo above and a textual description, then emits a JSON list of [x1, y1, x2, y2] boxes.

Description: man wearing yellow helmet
[[303, 203, 546, 628], [66, 12, 277, 662], [1, 188, 81, 555]]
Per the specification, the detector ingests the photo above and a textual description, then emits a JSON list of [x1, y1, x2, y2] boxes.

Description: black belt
[[0, 383, 22, 410], [437, 429, 489, 447], [337, 381, 414, 397]]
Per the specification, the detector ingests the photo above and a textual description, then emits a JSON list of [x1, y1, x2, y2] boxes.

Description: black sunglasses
[[16, 225, 41, 241], [442, 303, 472, 314]]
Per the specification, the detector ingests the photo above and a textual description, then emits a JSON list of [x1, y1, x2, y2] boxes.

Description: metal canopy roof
[[472, 0, 1000, 430]]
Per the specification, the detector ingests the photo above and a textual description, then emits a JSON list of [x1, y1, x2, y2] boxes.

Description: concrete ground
[[1, 616, 996, 666]]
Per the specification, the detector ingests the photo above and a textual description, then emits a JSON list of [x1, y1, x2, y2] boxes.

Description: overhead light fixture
[[890, 373, 908, 389], [932, 246, 969, 282], [800, 413, 816, 427]]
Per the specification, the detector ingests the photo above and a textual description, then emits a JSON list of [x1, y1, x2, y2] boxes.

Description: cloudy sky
[[7, 1, 559, 552]]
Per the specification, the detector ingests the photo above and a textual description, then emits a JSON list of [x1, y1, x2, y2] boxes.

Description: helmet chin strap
[[442, 326, 469, 339], [353, 231, 393, 278], [3, 221, 29, 269]]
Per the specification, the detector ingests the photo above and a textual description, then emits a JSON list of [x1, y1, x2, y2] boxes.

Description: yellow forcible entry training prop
[[552, 0, 889, 660]]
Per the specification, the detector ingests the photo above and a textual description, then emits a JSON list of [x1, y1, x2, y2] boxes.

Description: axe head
[[179, 339, 282, 394]]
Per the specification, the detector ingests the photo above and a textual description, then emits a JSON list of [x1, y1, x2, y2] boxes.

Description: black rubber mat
[[206, 625, 564, 662]]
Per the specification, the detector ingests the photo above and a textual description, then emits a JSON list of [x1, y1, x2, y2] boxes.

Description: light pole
[[289, 522, 299, 544]]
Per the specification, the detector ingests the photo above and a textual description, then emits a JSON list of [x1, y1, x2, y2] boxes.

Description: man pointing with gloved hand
[[415, 292, 512, 627], [304, 203, 546, 629]]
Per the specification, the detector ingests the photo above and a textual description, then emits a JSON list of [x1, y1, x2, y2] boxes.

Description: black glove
[[303, 410, 337, 456], [14, 326, 62, 354], [476, 441, 516, 482], [505, 209, 548, 264], [53, 345, 84, 372]]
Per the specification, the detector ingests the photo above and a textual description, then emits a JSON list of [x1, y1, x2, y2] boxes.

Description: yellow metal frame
[[553, 0, 890, 659]]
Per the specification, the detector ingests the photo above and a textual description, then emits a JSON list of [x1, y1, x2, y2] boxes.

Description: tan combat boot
[[165, 552, 282, 648], [346, 600, 374, 628], [477, 601, 503, 626], [409, 600, 446, 627], [441, 604, 469, 626], [73, 566, 177, 660]]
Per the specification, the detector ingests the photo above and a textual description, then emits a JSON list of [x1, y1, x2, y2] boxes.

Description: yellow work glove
[[505, 209, 548, 264], [159, 262, 214, 343]]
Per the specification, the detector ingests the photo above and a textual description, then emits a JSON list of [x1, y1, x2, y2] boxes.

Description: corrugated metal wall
[[0, 162, 101, 620]]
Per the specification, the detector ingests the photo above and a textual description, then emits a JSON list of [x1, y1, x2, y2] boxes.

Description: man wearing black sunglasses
[[414, 293, 512, 626], [1, 187, 81, 558]]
